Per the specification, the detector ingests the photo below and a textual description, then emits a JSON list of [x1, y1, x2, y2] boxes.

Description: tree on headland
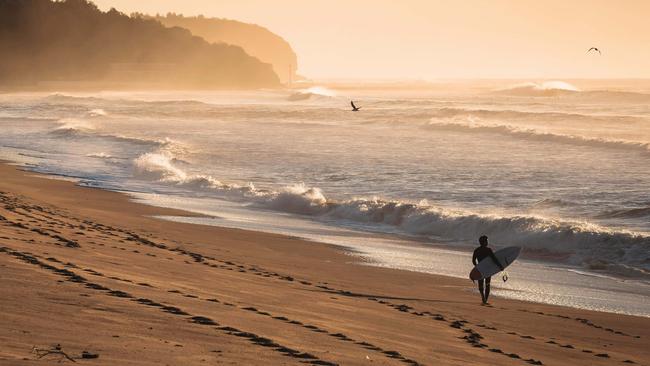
[[0, 0, 280, 89]]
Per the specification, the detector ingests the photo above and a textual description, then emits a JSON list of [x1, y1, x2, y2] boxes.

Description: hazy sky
[[93, 0, 650, 80]]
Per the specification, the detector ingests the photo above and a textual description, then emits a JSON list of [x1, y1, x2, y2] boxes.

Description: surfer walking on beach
[[472, 235, 504, 304]]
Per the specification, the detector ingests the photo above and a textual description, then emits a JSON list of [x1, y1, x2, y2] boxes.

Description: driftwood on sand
[[32, 344, 77, 362], [31, 344, 99, 362]]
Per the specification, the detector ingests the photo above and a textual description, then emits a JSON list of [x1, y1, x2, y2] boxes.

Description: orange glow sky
[[93, 0, 650, 80]]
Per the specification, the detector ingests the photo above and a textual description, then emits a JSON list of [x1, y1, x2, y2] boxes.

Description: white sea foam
[[50, 118, 181, 150], [133, 151, 189, 181], [494, 81, 650, 102], [495, 81, 580, 96], [3, 88, 647, 315], [287, 86, 337, 101], [132, 151, 252, 193], [425, 120, 650, 153], [86, 152, 113, 159], [426, 107, 642, 124], [53, 118, 95, 133], [303, 86, 337, 97], [89, 108, 108, 117], [130, 150, 650, 277]]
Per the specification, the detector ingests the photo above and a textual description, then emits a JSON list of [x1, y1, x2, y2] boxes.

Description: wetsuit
[[472, 246, 503, 303]]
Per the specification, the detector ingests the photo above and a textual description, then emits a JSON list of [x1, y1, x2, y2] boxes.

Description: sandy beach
[[0, 162, 646, 365], [2, 0, 650, 364]]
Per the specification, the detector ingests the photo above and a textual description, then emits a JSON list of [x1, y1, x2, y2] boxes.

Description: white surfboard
[[469, 246, 521, 280]]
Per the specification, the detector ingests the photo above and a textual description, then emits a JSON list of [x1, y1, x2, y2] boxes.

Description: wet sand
[[0, 162, 647, 365]]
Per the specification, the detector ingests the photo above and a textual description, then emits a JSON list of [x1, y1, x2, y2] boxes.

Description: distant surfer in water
[[472, 235, 504, 304]]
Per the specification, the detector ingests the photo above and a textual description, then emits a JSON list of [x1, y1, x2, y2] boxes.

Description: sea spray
[[5, 89, 650, 283], [53, 118, 96, 133], [130, 150, 650, 277], [89, 108, 108, 117], [86, 152, 113, 159], [133, 151, 188, 181], [494, 81, 580, 96]]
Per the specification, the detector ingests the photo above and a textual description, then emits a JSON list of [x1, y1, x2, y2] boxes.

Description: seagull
[[587, 47, 601, 55], [351, 101, 361, 111]]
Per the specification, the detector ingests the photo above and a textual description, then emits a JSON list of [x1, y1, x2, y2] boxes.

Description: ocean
[[1, 80, 649, 316]]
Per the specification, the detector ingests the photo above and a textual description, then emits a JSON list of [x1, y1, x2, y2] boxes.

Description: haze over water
[[1, 79, 649, 315]]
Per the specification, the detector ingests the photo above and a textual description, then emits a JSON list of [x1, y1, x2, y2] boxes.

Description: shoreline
[[128, 193, 650, 318], [0, 161, 648, 365], [26, 165, 650, 317]]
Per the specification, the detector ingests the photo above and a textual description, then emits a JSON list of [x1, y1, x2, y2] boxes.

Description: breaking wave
[[494, 81, 650, 102], [53, 118, 95, 134], [86, 152, 113, 159], [425, 121, 650, 153], [495, 81, 580, 97], [49, 118, 179, 149], [133, 152, 195, 182], [287, 87, 337, 101], [426, 107, 642, 125], [131, 151, 650, 278], [89, 108, 107, 117], [301, 86, 337, 97]]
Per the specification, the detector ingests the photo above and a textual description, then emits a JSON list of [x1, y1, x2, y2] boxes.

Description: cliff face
[[155, 14, 298, 84], [0, 0, 280, 89]]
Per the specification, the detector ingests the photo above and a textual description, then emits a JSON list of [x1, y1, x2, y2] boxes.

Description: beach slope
[[0, 163, 647, 365]]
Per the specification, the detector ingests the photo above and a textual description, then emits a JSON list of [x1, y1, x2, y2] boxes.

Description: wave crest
[[427, 107, 641, 125], [133, 152, 190, 181], [265, 184, 329, 214], [425, 120, 650, 153], [287, 87, 337, 102], [86, 152, 113, 159], [52, 118, 95, 135], [131, 151, 650, 277], [493, 81, 650, 102], [50, 119, 178, 149], [89, 108, 108, 117], [495, 81, 580, 97]]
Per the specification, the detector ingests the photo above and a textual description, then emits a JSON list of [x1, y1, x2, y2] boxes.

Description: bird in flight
[[587, 47, 602, 55], [351, 101, 361, 111]]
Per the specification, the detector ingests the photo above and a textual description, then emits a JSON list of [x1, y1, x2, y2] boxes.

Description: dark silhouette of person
[[472, 235, 504, 304]]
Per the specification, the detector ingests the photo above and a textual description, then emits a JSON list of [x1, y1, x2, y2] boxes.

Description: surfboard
[[469, 246, 521, 280]]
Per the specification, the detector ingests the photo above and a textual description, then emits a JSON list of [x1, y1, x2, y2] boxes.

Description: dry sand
[[0, 162, 647, 365]]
